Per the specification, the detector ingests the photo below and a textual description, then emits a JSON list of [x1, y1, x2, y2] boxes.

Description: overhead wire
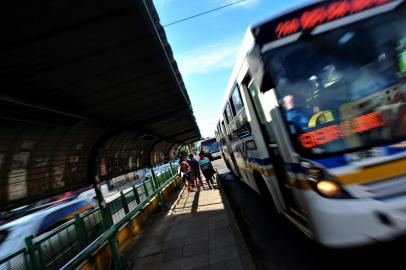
[[163, 0, 251, 27]]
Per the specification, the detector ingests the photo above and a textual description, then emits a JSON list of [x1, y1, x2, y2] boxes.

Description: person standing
[[179, 155, 194, 192], [198, 152, 214, 189], [187, 154, 203, 190]]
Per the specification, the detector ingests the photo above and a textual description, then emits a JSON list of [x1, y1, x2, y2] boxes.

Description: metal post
[[93, 177, 126, 269], [143, 179, 149, 197], [150, 168, 165, 208], [74, 214, 89, 247], [93, 177, 113, 229], [169, 161, 175, 176], [133, 186, 141, 204], [120, 191, 129, 214], [170, 162, 180, 188], [25, 236, 41, 270], [109, 232, 127, 269]]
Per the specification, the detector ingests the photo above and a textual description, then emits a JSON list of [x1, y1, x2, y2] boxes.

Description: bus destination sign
[[275, 0, 393, 39]]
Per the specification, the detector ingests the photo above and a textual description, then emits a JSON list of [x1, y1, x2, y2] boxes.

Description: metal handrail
[[0, 165, 178, 270], [60, 171, 177, 270]]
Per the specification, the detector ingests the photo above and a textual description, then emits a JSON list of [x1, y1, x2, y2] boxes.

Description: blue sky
[[153, 0, 308, 137]]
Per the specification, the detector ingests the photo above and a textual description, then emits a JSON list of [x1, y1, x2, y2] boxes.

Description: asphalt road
[[212, 158, 406, 270]]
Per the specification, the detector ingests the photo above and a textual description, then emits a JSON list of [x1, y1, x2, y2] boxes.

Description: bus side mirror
[[246, 140, 257, 150]]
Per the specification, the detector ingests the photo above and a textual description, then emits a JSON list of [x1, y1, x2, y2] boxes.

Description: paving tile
[[181, 253, 209, 270], [131, 253, 164, 270], [183, 240, 209, 257], [135, 244, 162, 258], [209, 246, 239, 264], [209, 235, 235, 251], [186, 232, 209, 244], [208, 214, 228, 223], [163, 246, 183, 262], [209, 210, 226, 217], [166, 230, 187, 241], [188, 224, 208, 234], [190, 266, 210, 270], [163, 237, 187, 250], [159, 259, 182, 270], [209, 220, 229, 231], [206, 204, 224, 211], [209, 226, 232, 239], [138, 234, 167, 246], [209, 258, 244, 270]]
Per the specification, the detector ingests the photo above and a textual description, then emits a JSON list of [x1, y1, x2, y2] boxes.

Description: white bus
[[216, 0, 406, 247]]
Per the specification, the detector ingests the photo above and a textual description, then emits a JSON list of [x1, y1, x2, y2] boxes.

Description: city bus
[[200, 138, 221, 160], [216, 0, 406, 247]]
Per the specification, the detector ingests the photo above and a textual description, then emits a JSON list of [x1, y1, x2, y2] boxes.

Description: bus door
[[223, 105, 243, 179], [249, 83, 300, 215]]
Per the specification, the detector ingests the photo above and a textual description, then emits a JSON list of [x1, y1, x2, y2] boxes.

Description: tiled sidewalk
[[123, 178, 256, 270]]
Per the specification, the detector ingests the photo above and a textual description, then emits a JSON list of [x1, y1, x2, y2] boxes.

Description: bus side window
[[221, 120, 227, 144], [229, 85, 251, 140], [224, 103, 233, 124], [248, 82, 276, 143]]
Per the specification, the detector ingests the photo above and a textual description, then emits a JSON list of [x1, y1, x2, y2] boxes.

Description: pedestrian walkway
[[123, 176, 256, 270]]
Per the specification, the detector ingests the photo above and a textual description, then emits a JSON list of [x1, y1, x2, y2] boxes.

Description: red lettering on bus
[[276, 19, 300, 38], [350, 0, 375, 13], [375, 0, 390, 4], [300, 7, 326, 30], [299, 133, 318, 148], [338, 120, 350, 137], [299, 112, 385, 149], [326, 1, 351, 20], [274, 0, 392, 38]]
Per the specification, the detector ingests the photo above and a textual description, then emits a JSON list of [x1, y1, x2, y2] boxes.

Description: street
[[212, 158, 406, 270]]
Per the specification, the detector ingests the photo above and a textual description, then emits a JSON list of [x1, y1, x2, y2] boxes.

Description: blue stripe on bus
[[237, 141, 406, 170], [313, 144, 406, 169], [313, 156, 348, 169], [385, 145, 406, 155]]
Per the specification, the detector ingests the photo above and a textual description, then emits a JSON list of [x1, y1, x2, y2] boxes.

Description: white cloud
[[176, 40, 240, 76]]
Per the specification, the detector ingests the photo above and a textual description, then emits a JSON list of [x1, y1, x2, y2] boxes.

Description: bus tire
[[254, 171, 277, 213]]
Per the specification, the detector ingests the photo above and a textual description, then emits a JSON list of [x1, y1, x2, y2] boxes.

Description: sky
[[153, 0, 308, 138]]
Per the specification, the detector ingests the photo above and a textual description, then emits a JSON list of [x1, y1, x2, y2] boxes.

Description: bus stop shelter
[[0, 0, 200, 211]]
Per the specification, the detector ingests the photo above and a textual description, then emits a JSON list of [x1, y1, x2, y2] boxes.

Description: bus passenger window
[[249, 82, 276, 143], [225, 103, 233, 124], [230, 85, 244, 115]]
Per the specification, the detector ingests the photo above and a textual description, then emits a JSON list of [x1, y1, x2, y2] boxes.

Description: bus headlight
[[305, 167, 351, 199], [316, 180, 342, 197]]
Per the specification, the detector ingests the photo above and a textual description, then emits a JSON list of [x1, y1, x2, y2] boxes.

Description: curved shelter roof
[[0, 0, 200, 210]]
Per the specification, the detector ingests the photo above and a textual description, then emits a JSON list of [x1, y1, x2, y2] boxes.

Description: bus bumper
[[305, 192, 406, 248]]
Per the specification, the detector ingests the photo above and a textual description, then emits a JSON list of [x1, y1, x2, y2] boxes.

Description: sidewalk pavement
[[123, 176, 256, 270]]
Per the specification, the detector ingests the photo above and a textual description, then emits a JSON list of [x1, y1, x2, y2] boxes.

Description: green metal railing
[[0, 248, 30, 270], [0, 163, 179, 270]]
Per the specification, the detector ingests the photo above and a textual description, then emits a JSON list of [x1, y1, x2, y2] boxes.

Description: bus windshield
[[263, 6, 406, 156], [201, 139, 220, 154]]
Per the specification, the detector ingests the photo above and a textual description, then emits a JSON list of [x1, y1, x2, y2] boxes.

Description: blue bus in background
[[200, 138, 221, 160]]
